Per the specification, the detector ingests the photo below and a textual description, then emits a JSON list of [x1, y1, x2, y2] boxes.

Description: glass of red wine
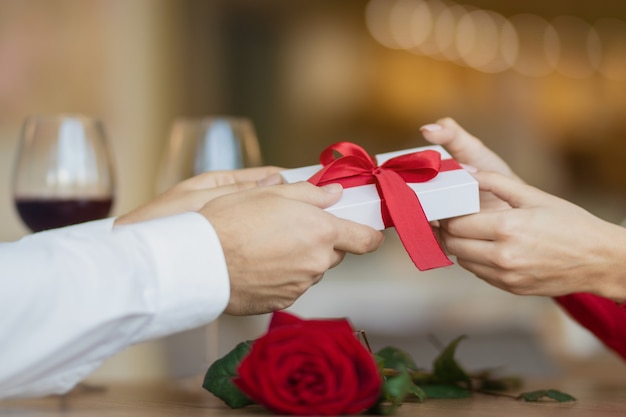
[[13, 114, 115, 233]]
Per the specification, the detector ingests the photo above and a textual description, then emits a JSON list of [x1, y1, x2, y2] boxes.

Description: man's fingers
[[329, 250, 347, 269], [180, 166, 284, 190], [247, 182, 383, 255], [266, 182, 345, 209], [230, 166, 284, 183], [332, 218, 384, 254], [257, 173, 283, 186], [188, 181, 260, 204]]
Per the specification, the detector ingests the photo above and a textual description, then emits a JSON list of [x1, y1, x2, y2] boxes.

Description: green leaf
[[376, 346, 419, 371], [384, 369, 412, 405], [407, 382, 427, 402], [421, 384, 472, 399], [369, 368, 415, 415], [432, 335, 471, 389], [202, 341, 254, 408], [518, 389, 577, 402]]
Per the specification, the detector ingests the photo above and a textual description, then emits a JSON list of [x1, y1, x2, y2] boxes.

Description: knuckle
[[313, 220, 338, 243], [491, 268, 534, 295], [236, 181, 255, 191], [493, 214, 523, 239], [304, 252, 334, 274], [489, 246, 519, 270], [442, 219, 460, 236], [353, 231, 377, 254], [502, 276, 533, 295]]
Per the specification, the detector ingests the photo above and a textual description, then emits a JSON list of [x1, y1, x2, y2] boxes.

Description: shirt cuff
[[114, 212, 230, 341]]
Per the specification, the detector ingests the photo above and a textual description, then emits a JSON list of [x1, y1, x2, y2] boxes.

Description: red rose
[[234, 311, 382, 415]]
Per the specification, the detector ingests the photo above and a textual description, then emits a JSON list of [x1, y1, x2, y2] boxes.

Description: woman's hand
[[421, 118, 521, 212], [421, 118, 626, 301]]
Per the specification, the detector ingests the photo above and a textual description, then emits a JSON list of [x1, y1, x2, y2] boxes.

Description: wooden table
[[1, 356, 625, 417]]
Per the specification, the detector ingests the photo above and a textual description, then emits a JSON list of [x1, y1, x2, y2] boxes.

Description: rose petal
[[268, 310, 304, 330]]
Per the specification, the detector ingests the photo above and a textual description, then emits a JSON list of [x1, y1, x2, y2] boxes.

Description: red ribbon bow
[[308, 141, 459, 271]]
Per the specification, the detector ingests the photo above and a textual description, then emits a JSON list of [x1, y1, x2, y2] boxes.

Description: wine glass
[[157, 116, 262, 376], [157, 116, 262, 193], [13, 114, 115, 232], [12, 114, 114, 403]]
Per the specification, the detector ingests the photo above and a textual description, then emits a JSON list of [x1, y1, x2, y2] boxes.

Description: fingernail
[[460, 163, 478, 173], [321, 183, 343, 194], [258, 173, 283, 186], [420, 123, 443, 132]]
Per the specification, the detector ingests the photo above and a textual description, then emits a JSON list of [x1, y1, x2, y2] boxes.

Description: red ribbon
[[308, 141, 460, 271]]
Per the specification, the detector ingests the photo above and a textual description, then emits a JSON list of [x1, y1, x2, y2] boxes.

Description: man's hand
[[200, 181, 385, 315], [115, 167, 283, 226]]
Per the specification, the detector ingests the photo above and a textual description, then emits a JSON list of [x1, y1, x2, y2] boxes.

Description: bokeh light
[[594, 17, 626, 81], [365, 0, 625, 79]]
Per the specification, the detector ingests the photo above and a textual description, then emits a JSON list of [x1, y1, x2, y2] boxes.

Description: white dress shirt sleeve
[[0, 212, 230, 399]]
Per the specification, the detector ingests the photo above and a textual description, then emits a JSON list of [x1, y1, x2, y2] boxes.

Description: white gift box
[[280, 145, 479, 230]]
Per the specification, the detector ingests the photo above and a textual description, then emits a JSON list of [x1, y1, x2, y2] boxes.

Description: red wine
[[15, 197, 113, 232]]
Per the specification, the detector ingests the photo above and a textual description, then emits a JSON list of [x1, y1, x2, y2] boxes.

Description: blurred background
[[2, 0, 625, 382]]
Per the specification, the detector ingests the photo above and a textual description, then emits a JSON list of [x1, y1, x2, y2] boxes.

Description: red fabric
[[308, 142, 461, 271], [554, 293, 626, 360]]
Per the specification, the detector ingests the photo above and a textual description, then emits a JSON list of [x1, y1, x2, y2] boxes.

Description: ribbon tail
[[375, 170, 452, 271]]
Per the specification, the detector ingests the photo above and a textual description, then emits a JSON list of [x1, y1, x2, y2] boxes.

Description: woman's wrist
[[591, 221, 626, 303]]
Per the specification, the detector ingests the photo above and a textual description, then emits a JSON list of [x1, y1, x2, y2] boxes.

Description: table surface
[[1, 357, 625, 417]]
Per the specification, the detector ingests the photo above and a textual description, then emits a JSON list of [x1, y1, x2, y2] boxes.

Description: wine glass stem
[[205, 320, 220, 365]]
